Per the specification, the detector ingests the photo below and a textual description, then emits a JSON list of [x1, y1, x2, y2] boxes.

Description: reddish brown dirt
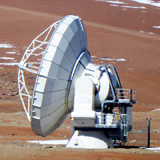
[[0, 0, 160, 159]]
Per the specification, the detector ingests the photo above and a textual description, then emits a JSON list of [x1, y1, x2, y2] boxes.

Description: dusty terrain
[[0, 0, 160, 159]]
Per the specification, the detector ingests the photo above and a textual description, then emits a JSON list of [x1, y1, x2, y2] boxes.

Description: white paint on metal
[[18, 15, 89, 136], [66, 130, 114, 149], [18, 20, 60, 121]]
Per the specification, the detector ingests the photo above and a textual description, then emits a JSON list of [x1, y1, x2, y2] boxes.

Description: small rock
[[8, 92, 18, 96], [0, 118, 4, 123], [5, 82, 9, 86], [129, 139, 136, 143], [43, 145, 53, 149]]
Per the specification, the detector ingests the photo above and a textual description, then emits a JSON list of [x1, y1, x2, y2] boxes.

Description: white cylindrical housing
[[85, 63, 118, 108]]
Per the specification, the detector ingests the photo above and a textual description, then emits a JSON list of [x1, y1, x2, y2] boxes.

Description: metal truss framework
[[18, 21, 60, 121]]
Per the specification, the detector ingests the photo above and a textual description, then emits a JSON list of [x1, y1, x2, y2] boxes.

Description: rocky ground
[[0, 0, 160, 159]]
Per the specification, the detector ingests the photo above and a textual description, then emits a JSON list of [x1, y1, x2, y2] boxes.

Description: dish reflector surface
[[31, 15, 90, 136]]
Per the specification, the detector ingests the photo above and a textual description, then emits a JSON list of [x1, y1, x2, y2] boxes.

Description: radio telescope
[[18, 15, 136, 149]]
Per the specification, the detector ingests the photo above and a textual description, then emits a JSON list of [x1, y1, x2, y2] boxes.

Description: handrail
[[116, 88, 136, 104], [95, 112, 119, 127]]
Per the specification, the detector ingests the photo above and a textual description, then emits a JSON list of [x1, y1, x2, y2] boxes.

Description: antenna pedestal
[[66, 130, 114, 149], [68, 76, 114, 149]]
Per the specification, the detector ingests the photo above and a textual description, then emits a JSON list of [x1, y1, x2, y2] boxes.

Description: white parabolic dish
[[31, 15, 91, 136]]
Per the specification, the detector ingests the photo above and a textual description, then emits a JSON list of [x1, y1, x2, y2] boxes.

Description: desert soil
[[0, 0, 160, 159]]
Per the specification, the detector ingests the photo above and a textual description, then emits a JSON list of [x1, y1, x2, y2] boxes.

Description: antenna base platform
[[66, 130, 114, 149]]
